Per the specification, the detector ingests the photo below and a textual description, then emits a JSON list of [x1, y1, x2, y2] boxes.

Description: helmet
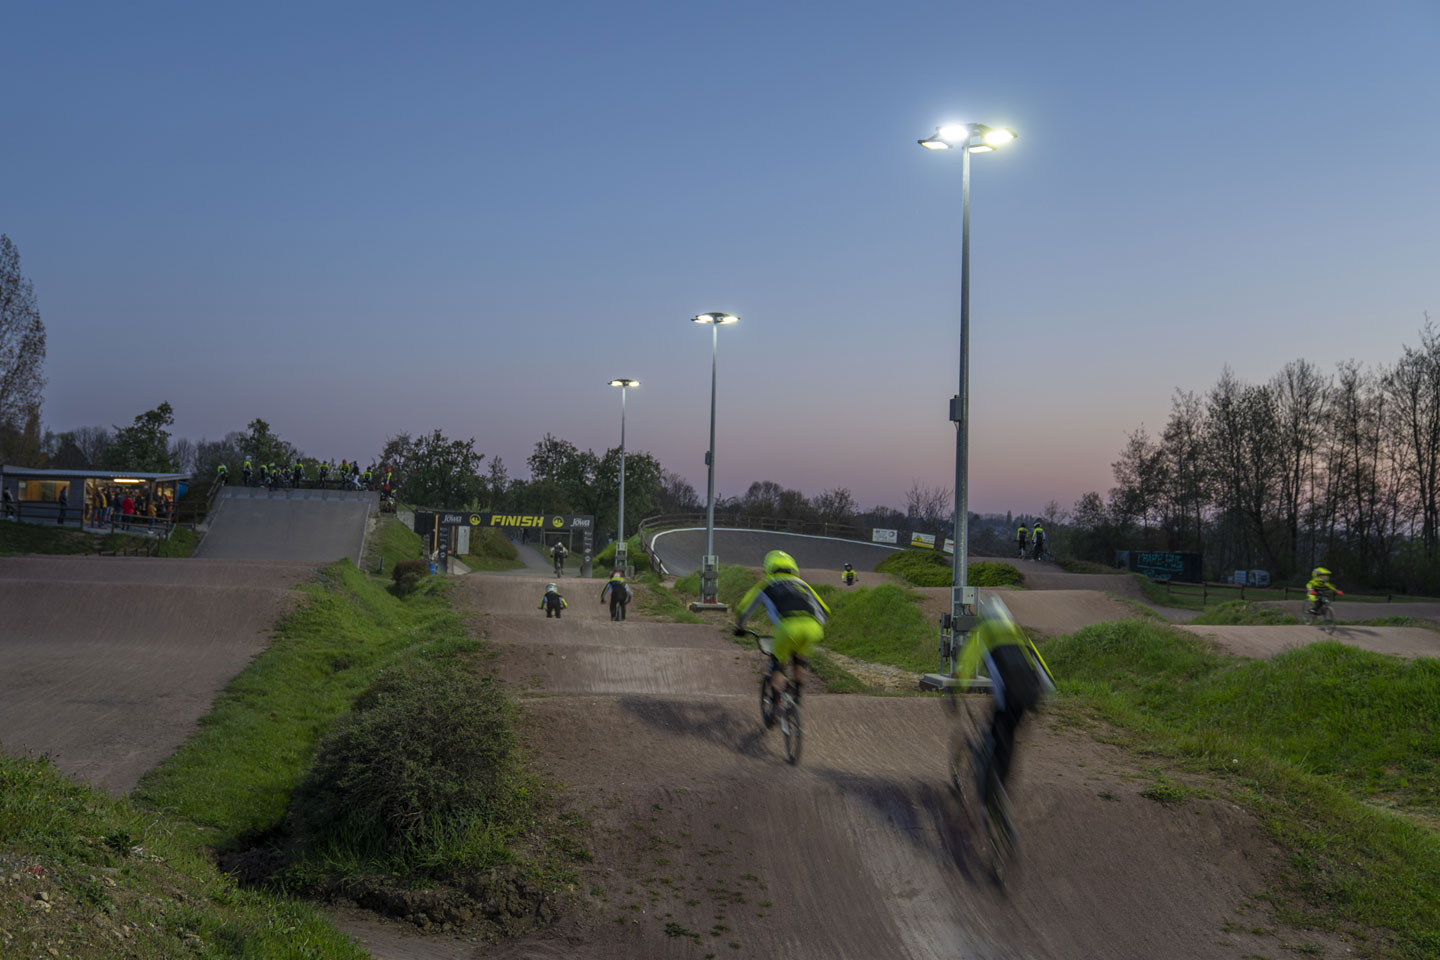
[[546, 582, 557, 592], [844, 561, 853, 568], [1313, 567, 1330, 578], [977, 593, 1015, 625], [764, 550, 798, 576]]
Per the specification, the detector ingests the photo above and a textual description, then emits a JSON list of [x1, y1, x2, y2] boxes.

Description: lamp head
[[608, 379, 641, 388], [919, 123, 1018, 152], [691, 312, 740, 324]]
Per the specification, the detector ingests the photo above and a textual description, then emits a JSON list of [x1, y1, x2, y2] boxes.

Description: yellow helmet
[[764, 550, 798, 576], [1313, 567, 1330, 578]]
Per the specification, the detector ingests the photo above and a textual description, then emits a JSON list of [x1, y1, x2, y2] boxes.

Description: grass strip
[[0, 751, 366, 959], [875, 549, 1021, 588], [134, 561, 471, 846], [1042, 619, 1440, 958], [1189, 599, 1301, 625]]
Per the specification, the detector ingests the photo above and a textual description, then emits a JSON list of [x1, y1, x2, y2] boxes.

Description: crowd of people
[[223, 458, 395, 496], [88, 484, 175, 529]]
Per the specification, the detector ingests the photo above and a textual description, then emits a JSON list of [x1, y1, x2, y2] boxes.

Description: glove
[[733, 627, 746, 637]]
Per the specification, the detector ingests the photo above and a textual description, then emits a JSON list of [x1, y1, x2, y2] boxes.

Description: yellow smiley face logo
[[469, 514, 480, 525], [552, 516, 564, 528]]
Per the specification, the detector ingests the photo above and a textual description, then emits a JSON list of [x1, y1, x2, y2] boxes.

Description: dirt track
[[365, 571, 1341, 960], [1180, 623, 1440, 660], [0, 556, 316, 794]]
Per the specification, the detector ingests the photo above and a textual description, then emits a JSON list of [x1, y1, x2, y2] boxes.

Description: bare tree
[[1110, 426, 1167, 539], [72, 426, 112, 467], [169, 437, 197, 474], [1385, 319, 1440, 559], [904, 479, 951, 527], [0, 235, 47, 445], [1272, 358, 1330, 572], [813, 486, 857, 523]]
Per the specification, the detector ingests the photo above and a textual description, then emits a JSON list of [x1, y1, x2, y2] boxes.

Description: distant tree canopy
[[1070, 322, 1440, 593], [0, 234, 47, 461], [103, 402, 177, 473], [392, 430, 485, 507]]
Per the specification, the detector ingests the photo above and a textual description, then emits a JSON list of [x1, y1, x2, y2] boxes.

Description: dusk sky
[[4, 1, 1437, 514]]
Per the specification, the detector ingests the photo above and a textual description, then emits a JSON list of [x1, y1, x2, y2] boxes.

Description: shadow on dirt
[[616, 695, 771, 759]]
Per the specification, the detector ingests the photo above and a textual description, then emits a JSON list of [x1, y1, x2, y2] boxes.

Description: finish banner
[[413, 511, 594, 532]]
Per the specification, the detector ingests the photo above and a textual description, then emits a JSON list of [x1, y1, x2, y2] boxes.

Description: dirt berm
[[346, 571, 1341, 960], [0, 556, 317, 794]]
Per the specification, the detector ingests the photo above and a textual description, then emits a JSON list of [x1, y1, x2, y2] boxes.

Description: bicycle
[[1303, 594, 1337, 634], [945, 687, 1019, 886], [743, 629, 802, 764], [842, 570, 858, 586], [553, 554, 566, 577]]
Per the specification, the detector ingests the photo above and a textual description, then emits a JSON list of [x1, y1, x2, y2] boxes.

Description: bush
[[469, 528, 517, 562], [294, 662, 519, 858], [391, 558, 428, 595], [594, 533, 643, 572]]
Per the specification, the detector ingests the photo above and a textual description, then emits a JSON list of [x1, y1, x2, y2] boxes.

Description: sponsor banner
[[943, 538, 955, 554], [872, 528, 898, 544], [910, 532, 936, 550], [413, 511, 594, 531]]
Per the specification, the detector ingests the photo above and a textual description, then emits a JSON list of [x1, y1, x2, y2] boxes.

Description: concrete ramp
[[649, 526, 899, 577], [197, 487, 374, 563]]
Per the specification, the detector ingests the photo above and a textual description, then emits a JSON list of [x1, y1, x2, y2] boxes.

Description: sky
[[3, 0, 1438, 514]]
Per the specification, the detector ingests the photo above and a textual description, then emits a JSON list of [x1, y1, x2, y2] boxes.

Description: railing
[[1147, 578, 1440, 605], [634, 513, 874, 578]]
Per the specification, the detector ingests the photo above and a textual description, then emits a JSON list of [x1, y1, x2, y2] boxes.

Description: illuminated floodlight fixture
[[691, 312, 739, 324], [917, 123, 1018, 152], [608, 378, 641, 387]]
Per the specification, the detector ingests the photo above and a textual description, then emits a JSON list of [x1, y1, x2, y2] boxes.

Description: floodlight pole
[[952, 140, 972, 643], [618, 382, 629, 572]]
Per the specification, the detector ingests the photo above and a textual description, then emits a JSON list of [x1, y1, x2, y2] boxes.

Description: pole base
[[688, 602, 728, 612], [919, 673, 995, 693]]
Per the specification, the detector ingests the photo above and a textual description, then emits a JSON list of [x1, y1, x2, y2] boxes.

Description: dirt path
[[1180, 622, 1440, 660], [344, 571, 1340, 960], [0, 556, 317, 794]]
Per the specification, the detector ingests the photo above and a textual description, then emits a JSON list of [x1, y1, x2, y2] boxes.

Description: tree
[[904, 480, 951, 529], [1109, 426, 1167, 539], [400, 430, 485, 507], [103, 402, 177, 472], [654, 469, 700, 513], [813, 487, 857, 524], [240, 418, 297, 467], [0, 235, 46, 448]]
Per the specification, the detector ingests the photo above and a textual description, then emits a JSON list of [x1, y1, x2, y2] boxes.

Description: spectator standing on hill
[[1031, 523, 1046, 561], [121, 494, 135, 529], [215, 463, 228, 485], [3, 486, 14, 519], [242, 457, 253, 486], [56, 487, 67, 524], [292, 462, 304, 488], [318, 461, 330, 488], [1016, 524, 1029, 559]]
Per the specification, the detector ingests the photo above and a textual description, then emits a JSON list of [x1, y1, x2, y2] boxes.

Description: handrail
[[1148, 577, 1440, 605]]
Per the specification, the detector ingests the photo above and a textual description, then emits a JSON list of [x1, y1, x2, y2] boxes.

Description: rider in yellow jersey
[[1305, 567, 1343, 615], [956, 594, 1055, 804], [735, 550, 830, 707]]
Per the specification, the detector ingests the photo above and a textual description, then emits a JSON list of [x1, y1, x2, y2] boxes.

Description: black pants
[[610, 596, 627, 620], [986, 643, 1041, 797], [545, 597, 564, 618]]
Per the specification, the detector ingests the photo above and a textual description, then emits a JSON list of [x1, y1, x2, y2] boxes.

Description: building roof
[[0, 466, 191, 481]]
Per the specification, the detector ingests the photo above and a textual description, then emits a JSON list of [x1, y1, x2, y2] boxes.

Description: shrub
[[594, 533, 643, 572], [294, 662, 519, 858], [391, 558, 427, 595], [469, 527, 517, 562]]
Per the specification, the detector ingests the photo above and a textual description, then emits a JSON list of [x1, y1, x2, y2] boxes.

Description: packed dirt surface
[[197, 487, 374, 563], [648, 528, 899, 577], [908, 587, 1147, 638], [352, 570, 1343, 960], [1180, 622, 1440, 660], [0, 556, 317, 794], [1259, 599, 1440, 623]]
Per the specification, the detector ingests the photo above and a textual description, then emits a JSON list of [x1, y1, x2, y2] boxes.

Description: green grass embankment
[[135, 561, 469, 842], [1044, 619, 1440, 958], [464, 526, 525, 572], [1189, 600, 1301, 626], [0, 521, 196, 558], [875, 549, 1021, 588], [594, 534, 643, 573], [365, 510, 423, 574], [0, 752, 366, 959]]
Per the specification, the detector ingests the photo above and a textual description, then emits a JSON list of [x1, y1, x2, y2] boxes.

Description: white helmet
[[546, 582, 557, 592]]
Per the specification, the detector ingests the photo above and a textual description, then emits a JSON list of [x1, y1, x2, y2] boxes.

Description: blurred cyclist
[[1306, 567, 1344, 615], [1016, 524, 1029, 559], [734, 550, 830, 710], [956, 594, 1055, 805]]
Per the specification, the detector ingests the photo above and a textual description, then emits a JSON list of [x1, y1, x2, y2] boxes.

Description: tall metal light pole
[[917, 122, 1017, 687], [608, 378, 640, 573], [689, 312, 739, 611]]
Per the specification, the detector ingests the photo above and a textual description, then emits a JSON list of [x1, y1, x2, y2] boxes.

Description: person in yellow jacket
[[1030, 523, 1046, 561], [601, 570, 631, 621], [734, 550, 830, 710], [1305, 567, 1343, 615], [956, 594, 1055, 804], [1015, 525, 1029, 559]]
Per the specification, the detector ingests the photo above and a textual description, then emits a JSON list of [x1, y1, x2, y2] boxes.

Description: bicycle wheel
[[1320, 605, 1336, 635], [985, 779, 1020, 887], [781, 694, 802, 764], [759, 674, 777, 729]]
